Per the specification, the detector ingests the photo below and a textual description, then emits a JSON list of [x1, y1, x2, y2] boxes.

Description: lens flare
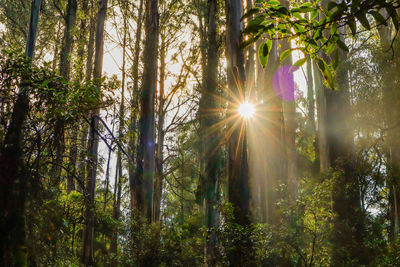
[[238, 102, 255, 119]]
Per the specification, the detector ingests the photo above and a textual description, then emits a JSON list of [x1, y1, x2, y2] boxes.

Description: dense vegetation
[[0, 0, 400, 266]]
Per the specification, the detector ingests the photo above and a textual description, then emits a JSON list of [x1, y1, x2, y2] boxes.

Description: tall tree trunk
[[77, 0, 96, 193], [315, 4, 366, 262], [199, 0, 220, 263], [129, 0, 144, 214], [279, 0, 297, 199], [52, 0, 78, 186], [82, 0, 108, 265], [153, 37, 166, 223], [377, 16, 400, 247], [226, 0, 253, 264], [110, 9, 127, 263], [134, 0, 158, 221], [0, 0, 41, 265], [306, 58, 316, 135]]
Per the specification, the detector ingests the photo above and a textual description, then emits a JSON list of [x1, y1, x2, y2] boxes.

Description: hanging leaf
[[336, 39, 349, 52], [311, 9, 318, 20], [355, 11, 371, 30], [258, 41, 270, 68], [267, 0, 280, 6], [348, 17, 357, 36], [280, 49, 292, 61], [293, 57, 307, 67]]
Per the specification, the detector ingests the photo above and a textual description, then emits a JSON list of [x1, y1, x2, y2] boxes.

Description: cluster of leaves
[[241, 0, 400, 88], [0, 49, 114, 126]]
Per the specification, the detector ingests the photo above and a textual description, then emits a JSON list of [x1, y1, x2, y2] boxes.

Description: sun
[[238, 102, 255, 119]]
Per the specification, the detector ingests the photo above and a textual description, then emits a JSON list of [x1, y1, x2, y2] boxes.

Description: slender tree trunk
[[199, 0, 220, 264], [110, 11, 127, 263], [306, 58, 316, 135], [134, 0, 158, 221], [153, 37, 166, 223], [316, 5, 366, 262], [82, 0, 108, 265], [103, 106, 115, 211], [378, 17, 400, 246], [52, 0, 78, 186], [226, 0, 253, 265], [0, 0, 41, 265], [77, 0, 96, 193], [279, 0, 297, 198], [129, 0, 144, 213]]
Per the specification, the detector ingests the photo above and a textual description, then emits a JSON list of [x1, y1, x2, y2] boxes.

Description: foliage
[[242, 0, 400, 88]]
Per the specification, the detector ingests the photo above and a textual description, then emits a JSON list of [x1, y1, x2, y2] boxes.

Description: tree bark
[[199, 0, 220, 264], [153, 36, 166, 223], [52, 0, 78, 187], [377, 16, 400, 247], [82, 0, 108, 265], [134, 0, 158, 221], [110, 7, 127, 263], [128, 0, 144, 215]]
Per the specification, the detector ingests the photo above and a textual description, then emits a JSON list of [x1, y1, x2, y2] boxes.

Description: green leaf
[[355, 11, 371, 30], [311, 9, 319, 20], [336, 39, 349, 52], [326, 42, 336, 55], [324, 64, 334, 89], [293, 57, 307, 67], [370, 10, 387, 26], [258, 41, 271, 68], [330, 23, 338, 36], [348, 17, 357, 36], [267, 0, 280, 6], [300, 2, 313, 8], [241, 7, 260, 21], [332, 50, 339, 69], [280, 49, 292, 61], [292, 7, 315, 13], [316, 57, 325, 72]]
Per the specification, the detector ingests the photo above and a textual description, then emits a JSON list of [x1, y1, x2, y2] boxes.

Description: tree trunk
[[377, 17, 400, 247], [199, 0, 220, 264], [315, 4, 367, 262], [0, 0, 41, 265], [110, 9, 127, 263], [52, 0, 78, 187], [279, 0, 297, 199], [226, 0, 253, 264], [82, 0, 108, 265], [134, 0, 158, 221], [153, 37, 166, 223]]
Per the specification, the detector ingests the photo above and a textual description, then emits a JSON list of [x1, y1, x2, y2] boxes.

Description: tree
[[51, 0, 78, 186], [134, 0, 158, 221], [226, 0, 253, 264], [0, 0, 42, 265], [82, 0, 108, 265], [199, 0, 220, 263]]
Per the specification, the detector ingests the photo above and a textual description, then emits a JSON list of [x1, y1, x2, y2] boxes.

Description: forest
[[1, 0, 400, 266]]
